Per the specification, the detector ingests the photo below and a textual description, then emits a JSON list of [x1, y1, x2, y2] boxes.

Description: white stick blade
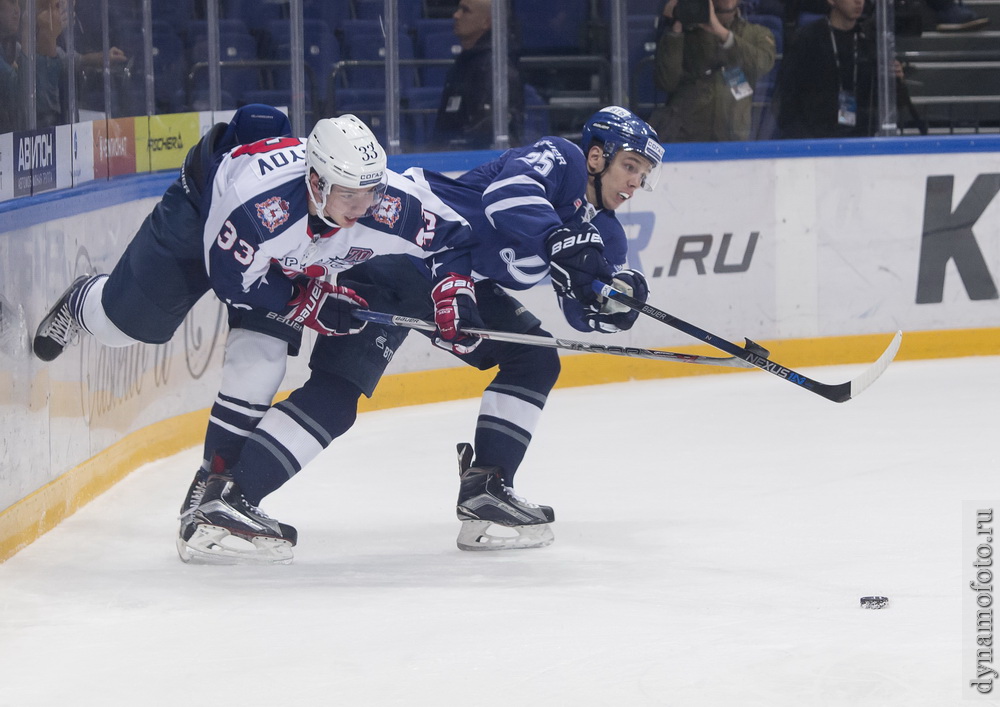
[[848, 330, 903, 400]]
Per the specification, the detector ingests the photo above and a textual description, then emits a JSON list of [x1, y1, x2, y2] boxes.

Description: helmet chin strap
[[588, 150, 613, 211], [308, 176, 342, 229]]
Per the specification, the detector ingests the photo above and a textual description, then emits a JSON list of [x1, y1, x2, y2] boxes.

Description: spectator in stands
[[649, 0, 776, 142], [796, 0, 988, 32], [776, 0, 904, 138], [34, 0, 72, 127], [431, 0, 524, 149], [0, 0, 129, 132], [0, 0, 21, 133]]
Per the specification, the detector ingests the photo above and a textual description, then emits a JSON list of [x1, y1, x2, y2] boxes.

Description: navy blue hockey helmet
[[581, 106, 663, 191]]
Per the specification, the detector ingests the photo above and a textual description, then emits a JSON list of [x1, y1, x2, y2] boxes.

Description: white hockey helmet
[[305, 114, 387, 227]]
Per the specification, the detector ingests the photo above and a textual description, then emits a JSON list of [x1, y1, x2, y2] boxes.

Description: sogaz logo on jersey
[[14, 128, 57, 197]]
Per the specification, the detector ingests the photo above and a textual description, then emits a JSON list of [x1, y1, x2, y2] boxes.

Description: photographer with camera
[[649, 0, 775, 142]]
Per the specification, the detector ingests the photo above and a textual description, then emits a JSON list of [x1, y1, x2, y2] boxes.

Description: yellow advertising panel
[[133, 115, 150, 173], [147, 113, 201, 172]]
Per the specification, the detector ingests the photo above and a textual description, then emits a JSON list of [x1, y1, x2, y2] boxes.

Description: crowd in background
[[0, 0, 995, 151]]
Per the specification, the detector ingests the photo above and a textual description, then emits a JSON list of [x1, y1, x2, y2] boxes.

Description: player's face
[[327, 185, 380, 227], [316, 182, 380, 228], [597, 151, 653, 210]]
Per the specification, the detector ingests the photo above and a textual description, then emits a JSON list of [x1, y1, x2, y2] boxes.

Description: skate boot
[[33, 275, 92, 361], [176, 473, 297, 564], [455, 442, 555, 551], [176, 455, 223, 546]]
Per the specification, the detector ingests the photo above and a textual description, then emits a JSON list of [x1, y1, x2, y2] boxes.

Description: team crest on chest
[[256, 195, 291, 233], [371, 194, 402, 227]]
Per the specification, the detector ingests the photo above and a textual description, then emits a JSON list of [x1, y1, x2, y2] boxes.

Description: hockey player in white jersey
[[177, 106, 662, 562], [33, 113, 483, 563]]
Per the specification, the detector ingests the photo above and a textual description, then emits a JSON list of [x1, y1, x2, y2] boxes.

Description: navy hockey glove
[[546, 223, 614, 306], [431, 273, 484, 355], [287, 279, 368, 336], [585, 269, 649, 333]]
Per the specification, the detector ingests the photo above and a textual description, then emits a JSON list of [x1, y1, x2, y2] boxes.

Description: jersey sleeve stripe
[[483, 174, 547, 196], [484, 196, 555, 228]]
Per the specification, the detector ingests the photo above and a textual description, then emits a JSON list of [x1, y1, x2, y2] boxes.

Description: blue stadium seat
[[185, 19, 251, 49], [263, 19, 340, 102], [331, 87, 387, 145], [338, 23, 417, 89], [150, 29, 186, 112], [188, 33, 262, 109], [220, 0, 285, 34], [512, 0, 589, 54], [627, 14, 662, 114], [413, 17, 454, 43], [403, 86, 443, 150], [304, 0, 351, 30], [523, 83, 551, 143], [354, 0, 423, 29], [152, 0, 196, 30], [418, 31, 461, 88]]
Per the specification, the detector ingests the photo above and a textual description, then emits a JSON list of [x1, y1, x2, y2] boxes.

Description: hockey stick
[[353, 309, 747, 367], [592, 281, 903, 403]]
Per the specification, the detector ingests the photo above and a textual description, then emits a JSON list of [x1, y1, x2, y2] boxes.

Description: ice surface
[[0, 356, 996, 706]]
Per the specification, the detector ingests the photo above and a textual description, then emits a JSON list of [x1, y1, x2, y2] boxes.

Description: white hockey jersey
[[202, 137, 473, 314]]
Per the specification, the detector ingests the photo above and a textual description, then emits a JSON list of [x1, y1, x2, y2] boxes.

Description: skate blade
[[176, 524, 294, 565], [456, 519, 554, 551]]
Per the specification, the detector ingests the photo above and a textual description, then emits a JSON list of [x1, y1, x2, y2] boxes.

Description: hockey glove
[[431, 273, 484, 355], [546, 222, 614, 306], [585, 269, 649, 333], [287, 279, 369, 336]]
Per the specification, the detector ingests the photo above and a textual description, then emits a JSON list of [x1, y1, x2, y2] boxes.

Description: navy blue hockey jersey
[[406, 136, 631, 292]]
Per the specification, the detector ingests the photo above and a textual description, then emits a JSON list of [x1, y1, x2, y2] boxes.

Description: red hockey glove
[[287, 279, 368, 336], [431, 273, 484, 355]]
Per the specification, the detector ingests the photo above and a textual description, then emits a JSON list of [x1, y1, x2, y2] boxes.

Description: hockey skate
[[33, 275, 91, 361], [455, 442, 555, 551], [176, 462, 213, 544], [176, 474, 297, 565]]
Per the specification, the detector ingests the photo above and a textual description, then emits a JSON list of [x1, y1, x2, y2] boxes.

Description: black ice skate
[[455, 442, 555, 551], [32, 275, 91, 361], [176, 455, 220, 544], [176, 474, 297, 564]]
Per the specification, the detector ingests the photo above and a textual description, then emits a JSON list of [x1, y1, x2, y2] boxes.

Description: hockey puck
[[860, 596, 889, 609]]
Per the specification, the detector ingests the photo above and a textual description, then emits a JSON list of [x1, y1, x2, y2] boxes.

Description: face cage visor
[[310, 173, 389, 228], [604, 141, 663, 192]]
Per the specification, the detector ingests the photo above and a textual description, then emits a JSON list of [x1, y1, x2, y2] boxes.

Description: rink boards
[[1, 134, 998, 561]]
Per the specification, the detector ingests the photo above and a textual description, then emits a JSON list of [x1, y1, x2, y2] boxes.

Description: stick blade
[[846, 330, 903, 401]]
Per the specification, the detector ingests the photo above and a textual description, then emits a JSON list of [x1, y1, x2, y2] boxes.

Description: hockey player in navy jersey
[[176, 106, 663, 563]]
